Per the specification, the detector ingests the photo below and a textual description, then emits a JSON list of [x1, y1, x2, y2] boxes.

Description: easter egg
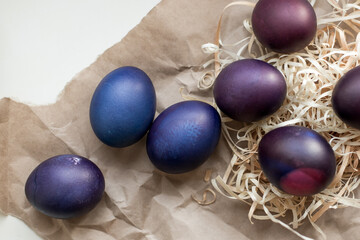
[[213, 59, 286, 122], [258, 126, 336, 196], [90, 66, 156, 148], [146, 101, 221, 174], [332, 65, 360, 130], [25, 154, 105, 218], [252, 0, 317, 53]]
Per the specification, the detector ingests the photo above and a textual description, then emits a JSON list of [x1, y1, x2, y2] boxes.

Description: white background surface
[[0, 0, 160, 239]]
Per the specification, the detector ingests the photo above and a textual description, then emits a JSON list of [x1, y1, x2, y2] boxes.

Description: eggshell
[[213, 59, 286, 122], [25, 154, 105, 218], [90, 66, 156, 148], [332, 65, 360, 130], [146, 101, 221, 174], [258, 126, 336, 196]]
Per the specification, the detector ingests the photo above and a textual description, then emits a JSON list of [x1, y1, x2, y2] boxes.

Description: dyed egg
[[252, 0, 317, 54], [258, 126, 336, 196], [332, 65, 360, 130], [25, 155, 105, 218], [90, 66, 156, 148], [213, 59, 286, 122], [146, 101, 221, 174]]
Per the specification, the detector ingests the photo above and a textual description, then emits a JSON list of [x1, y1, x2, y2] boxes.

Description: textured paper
[[1, 0, 360, 239]]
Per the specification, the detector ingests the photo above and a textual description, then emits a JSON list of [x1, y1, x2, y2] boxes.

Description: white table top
[[0, 0, 160, 239]]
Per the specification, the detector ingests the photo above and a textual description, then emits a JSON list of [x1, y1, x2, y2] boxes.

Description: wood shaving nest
[[189, 0, 360, 239]]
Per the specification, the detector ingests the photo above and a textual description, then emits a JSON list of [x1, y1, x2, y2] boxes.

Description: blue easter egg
[[146, 101, 221, 174], [90, 66, 156, 147]]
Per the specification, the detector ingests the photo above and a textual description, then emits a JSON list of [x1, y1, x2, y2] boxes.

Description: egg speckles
[[146, 101, 221, 174]]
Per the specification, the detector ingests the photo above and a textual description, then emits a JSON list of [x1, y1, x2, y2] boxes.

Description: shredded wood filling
[[190, 0, 360, 239]]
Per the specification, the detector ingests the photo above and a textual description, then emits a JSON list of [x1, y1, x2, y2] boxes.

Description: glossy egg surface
[[258, 126, 336, 196], [332, 65, 360, 130], [90, 66, 156, 148], [146, 101, 221, 174], [213, 59, 286, 122], [251, 0, 317, 54], [25, 154, 105, 219]]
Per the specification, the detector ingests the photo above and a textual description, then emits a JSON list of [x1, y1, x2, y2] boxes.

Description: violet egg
[[146, 101, 221, 174], [252, 0, 317, 54], [90, 66, 156, 148], [332, 65, 360, 130], [25, 154, 105, 219], [213, 59, 286, 122], [258, 126, 336, 196]]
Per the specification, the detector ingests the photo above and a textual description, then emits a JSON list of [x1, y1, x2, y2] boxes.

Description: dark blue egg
[[25, 154, 105, 219], [258, 126, 336, 196], [90, 66, 156, 148], [146, 101, 221, 174]]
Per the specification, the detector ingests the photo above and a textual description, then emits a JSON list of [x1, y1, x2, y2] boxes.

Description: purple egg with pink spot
[[258, 126, 336, 196]]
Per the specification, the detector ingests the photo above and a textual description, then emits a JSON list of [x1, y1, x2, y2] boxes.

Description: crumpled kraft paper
[[1, 0, 360, 239]]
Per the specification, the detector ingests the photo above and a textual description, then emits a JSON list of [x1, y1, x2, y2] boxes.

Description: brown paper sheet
[[1, 0, 360, 239]]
